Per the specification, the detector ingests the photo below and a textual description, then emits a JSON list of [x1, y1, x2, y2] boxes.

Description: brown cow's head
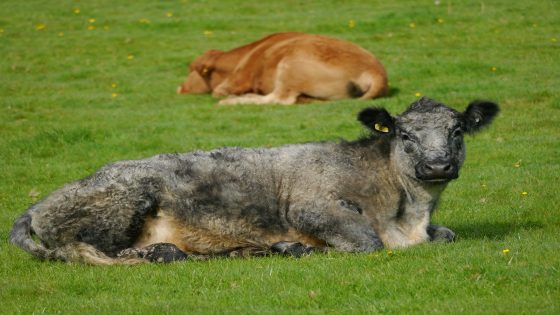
[[177, 50, 224, 94]]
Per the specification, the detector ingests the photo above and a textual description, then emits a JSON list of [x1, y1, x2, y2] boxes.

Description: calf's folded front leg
[[289, 201, 384, 252]]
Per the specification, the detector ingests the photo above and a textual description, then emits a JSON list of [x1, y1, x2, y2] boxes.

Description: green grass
[[1, 0, 559, 313]]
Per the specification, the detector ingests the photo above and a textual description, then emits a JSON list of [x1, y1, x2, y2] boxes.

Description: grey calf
[[10, 97, 499, 264]]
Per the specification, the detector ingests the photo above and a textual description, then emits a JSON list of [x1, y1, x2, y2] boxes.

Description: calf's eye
[[401, 133, 412, 142]]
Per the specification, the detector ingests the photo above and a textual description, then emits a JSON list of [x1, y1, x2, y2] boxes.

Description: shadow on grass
[[452, 221, 544, 241], [387, 87, 400, 97]]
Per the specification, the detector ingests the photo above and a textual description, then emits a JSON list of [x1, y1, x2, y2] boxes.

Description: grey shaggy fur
[[10, 97, 499, 265]]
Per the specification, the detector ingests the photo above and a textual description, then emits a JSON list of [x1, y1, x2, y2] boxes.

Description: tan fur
[[178, 32, 388, 105], [134, 211, 325, 254], [371, 169, 443, 248]]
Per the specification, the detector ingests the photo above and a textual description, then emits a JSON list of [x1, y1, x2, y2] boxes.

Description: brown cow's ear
[[463, 100, 500, 134], [358, 107, 395, 137], [192, 49, 222, 79], [193, 65, 214, 79]]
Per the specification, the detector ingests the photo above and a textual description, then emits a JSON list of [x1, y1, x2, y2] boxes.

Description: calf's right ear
[[463, 100, 500, 134], [358, 107, 395, 137]]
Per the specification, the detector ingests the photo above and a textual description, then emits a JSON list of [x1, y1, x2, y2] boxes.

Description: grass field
[[1, 0, 559, 313]]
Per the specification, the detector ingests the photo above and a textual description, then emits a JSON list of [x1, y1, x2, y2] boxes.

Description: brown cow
[[177, 32, 388, 105]]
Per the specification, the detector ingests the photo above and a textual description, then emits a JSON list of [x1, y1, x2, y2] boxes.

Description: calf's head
[[359, 97, 499, 184]]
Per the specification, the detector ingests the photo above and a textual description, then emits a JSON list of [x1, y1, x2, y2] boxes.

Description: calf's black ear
[[463, 100, 500, 134], [358, 107, 395, 137]]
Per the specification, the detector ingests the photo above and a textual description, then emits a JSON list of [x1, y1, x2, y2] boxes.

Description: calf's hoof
[[271, 241, 314, 257], [144, 243, 189, 263], [118, 243, 188, 263], [428, 225, 456, 243]]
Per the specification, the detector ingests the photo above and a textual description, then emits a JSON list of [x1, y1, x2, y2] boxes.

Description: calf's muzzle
[[415, 159, 458, 182]]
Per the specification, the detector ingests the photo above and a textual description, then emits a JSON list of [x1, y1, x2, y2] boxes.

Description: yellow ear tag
[[374, 123, 389, 133]]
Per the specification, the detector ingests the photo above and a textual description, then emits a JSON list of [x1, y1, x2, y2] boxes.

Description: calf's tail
[[10, 210, 50, 260]]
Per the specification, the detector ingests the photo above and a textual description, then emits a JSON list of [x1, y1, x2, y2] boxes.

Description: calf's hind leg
[[29, 173, 165, 264]]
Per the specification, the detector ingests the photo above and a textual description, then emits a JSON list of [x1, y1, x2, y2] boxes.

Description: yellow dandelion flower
[[166, 12, 173, 17], [88, 25, 95, 31], [127, 54, 134, 60], [552, 38, 558, 43], [111, 93, 119, 98], [415, 92, 422, 97], [74, 8, 81, 14], [111, 83, 117, 88], [58, 32, 64, 37], [88, 18, 96, 23], [348, 19, 356, 29], [203, 30, 214, 37], [409, 22, 416, 28], [491, 66, 497, 72], [502, 249, 510, 254], [308, 290, 317, 299], [28, 188, 41, 199], [437, 18, 444, 24], [36, 23, 47, 31], [368, 252, 380, 258], [520, 191, 528, 196], [387, 250, 394, 256]]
